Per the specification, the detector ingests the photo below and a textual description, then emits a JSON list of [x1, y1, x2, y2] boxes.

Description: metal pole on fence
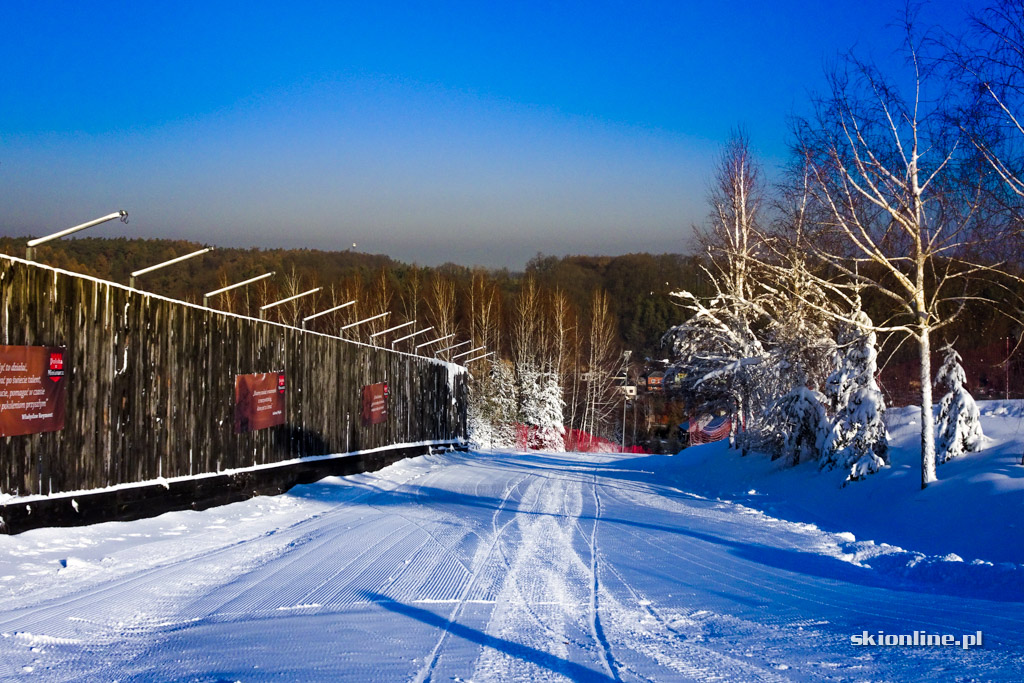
[[391, 326, 434, 349], [452, 345, 485, 360], [259, 287, 321, 320], [302, 300, 356, 329], [435, 340, 471, 359], [341, 312, 389, 332], [203, 271, 275, 308], [27, 210, 128, 260], [370, 320, 416, 339], [130, 247, 214, 288], [416, 333, 455, 351]]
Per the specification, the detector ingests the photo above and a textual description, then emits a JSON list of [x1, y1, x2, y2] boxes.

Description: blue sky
[[0, 1, 971, 267]]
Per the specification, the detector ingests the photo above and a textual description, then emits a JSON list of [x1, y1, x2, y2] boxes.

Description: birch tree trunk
[[792, 26, 993, 488]]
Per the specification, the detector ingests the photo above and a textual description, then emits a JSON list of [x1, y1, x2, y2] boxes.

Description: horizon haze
[[0, 1, 969, 268]]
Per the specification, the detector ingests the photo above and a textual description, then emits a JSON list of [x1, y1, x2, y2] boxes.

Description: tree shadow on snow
[[361, 591, 618, 681]]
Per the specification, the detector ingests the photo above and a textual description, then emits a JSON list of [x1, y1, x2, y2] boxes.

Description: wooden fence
[[0, 255, 467, 497]]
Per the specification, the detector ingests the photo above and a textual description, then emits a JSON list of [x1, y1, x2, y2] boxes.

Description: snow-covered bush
[[663, 291, 770, 452], [821, 310, 889, 482], [664, 248, 836, 456], [935, 343, 984, 464], [758, 385, 829, 466]]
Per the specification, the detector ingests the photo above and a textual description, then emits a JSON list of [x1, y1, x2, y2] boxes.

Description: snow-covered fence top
[[0, 255, 468, 497]]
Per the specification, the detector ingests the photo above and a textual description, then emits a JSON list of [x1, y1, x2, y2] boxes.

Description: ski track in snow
[[1, 449, 1022, 681]]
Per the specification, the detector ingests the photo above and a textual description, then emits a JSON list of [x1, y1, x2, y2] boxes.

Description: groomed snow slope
[[1, 447, 1022, 680]]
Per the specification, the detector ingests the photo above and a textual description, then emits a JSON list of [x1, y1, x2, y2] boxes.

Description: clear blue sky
[[0, 1, 971, 268]]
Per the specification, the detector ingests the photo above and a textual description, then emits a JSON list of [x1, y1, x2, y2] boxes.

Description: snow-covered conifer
[[467, 360, 518, 449], [758, 385, 829, 466], [935, 343, 984, 464], [521, 367, 566, 452], [492, 361, 519, 448], [663, 292, 768, 452], [821, 310, 888, 482], [467, 400, 494, 449]]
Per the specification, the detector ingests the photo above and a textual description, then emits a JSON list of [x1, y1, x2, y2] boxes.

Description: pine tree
[[821, 310, 889, 482], [935, 343, 984, 464]]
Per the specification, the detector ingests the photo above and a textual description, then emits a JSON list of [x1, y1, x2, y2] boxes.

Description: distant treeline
[[1, 235, 1018, 406], [0, 236, 707, 360]]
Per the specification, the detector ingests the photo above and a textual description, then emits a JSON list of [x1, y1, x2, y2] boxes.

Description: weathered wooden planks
[[0, 256, 468, 497]]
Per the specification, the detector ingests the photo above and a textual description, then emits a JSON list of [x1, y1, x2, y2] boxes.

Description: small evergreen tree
[[467, 360, 518, 449], [935, 343, 984, 464], [758, 384, 829, 466], [467, 396, 494, 449], [522, 369, 566, 452], [492, 360, 519, 448], [821, 310, 889, 482]]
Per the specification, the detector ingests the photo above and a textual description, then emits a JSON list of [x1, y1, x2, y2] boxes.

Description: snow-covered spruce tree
[[758, 199, 837, 398], [821, 310, 889, 482], [521, 368, 566, 452], [492, 360, 519, 448], [822, 320, 856, 418], [467, 359, 518, 450], [758, 383, 830, 466], [467, 386, 493, 449], [935, 342, 984, 464]]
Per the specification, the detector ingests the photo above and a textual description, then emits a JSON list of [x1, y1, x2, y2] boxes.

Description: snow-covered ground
[[670, 400, 1024, 568], [1, 405, 1023, 680]]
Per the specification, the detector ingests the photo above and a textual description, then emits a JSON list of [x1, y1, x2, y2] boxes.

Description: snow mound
[[823, 533, 1024, 602]]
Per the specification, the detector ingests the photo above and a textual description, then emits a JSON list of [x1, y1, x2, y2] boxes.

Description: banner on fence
[[234, 372, 286, 433], [361, 382, 389, 426], [0, 345, 67, 437], [687, 412, 732, 445]]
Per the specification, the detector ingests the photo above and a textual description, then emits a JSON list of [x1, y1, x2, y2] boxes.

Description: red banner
[[234, 372, 286, 433], [361, 382, 389, 425], [0, 345, 67, 437], [688, 413, 732, 445]]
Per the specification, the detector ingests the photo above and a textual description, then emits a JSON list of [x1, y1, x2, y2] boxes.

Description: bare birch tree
[[549, 288, 579, 431], [339, 275, 364, 332], [582, 289, 621, 439], [951, 1, 1024, 198], [697, 128, 765, 312], [426, 273, 458, 359], [666, 131, 773, 448], [947, 0, 1024, 259], [365, 268, 393, 344], [794, 28, 998, 488], [469, 269, 502, 356], [280, 266, 321, 327], [399, 266, 423, 330], [512, 275, 542, 372]]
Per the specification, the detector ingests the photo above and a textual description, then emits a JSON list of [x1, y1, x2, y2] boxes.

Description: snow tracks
[[1, 450, 1022, 680]]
